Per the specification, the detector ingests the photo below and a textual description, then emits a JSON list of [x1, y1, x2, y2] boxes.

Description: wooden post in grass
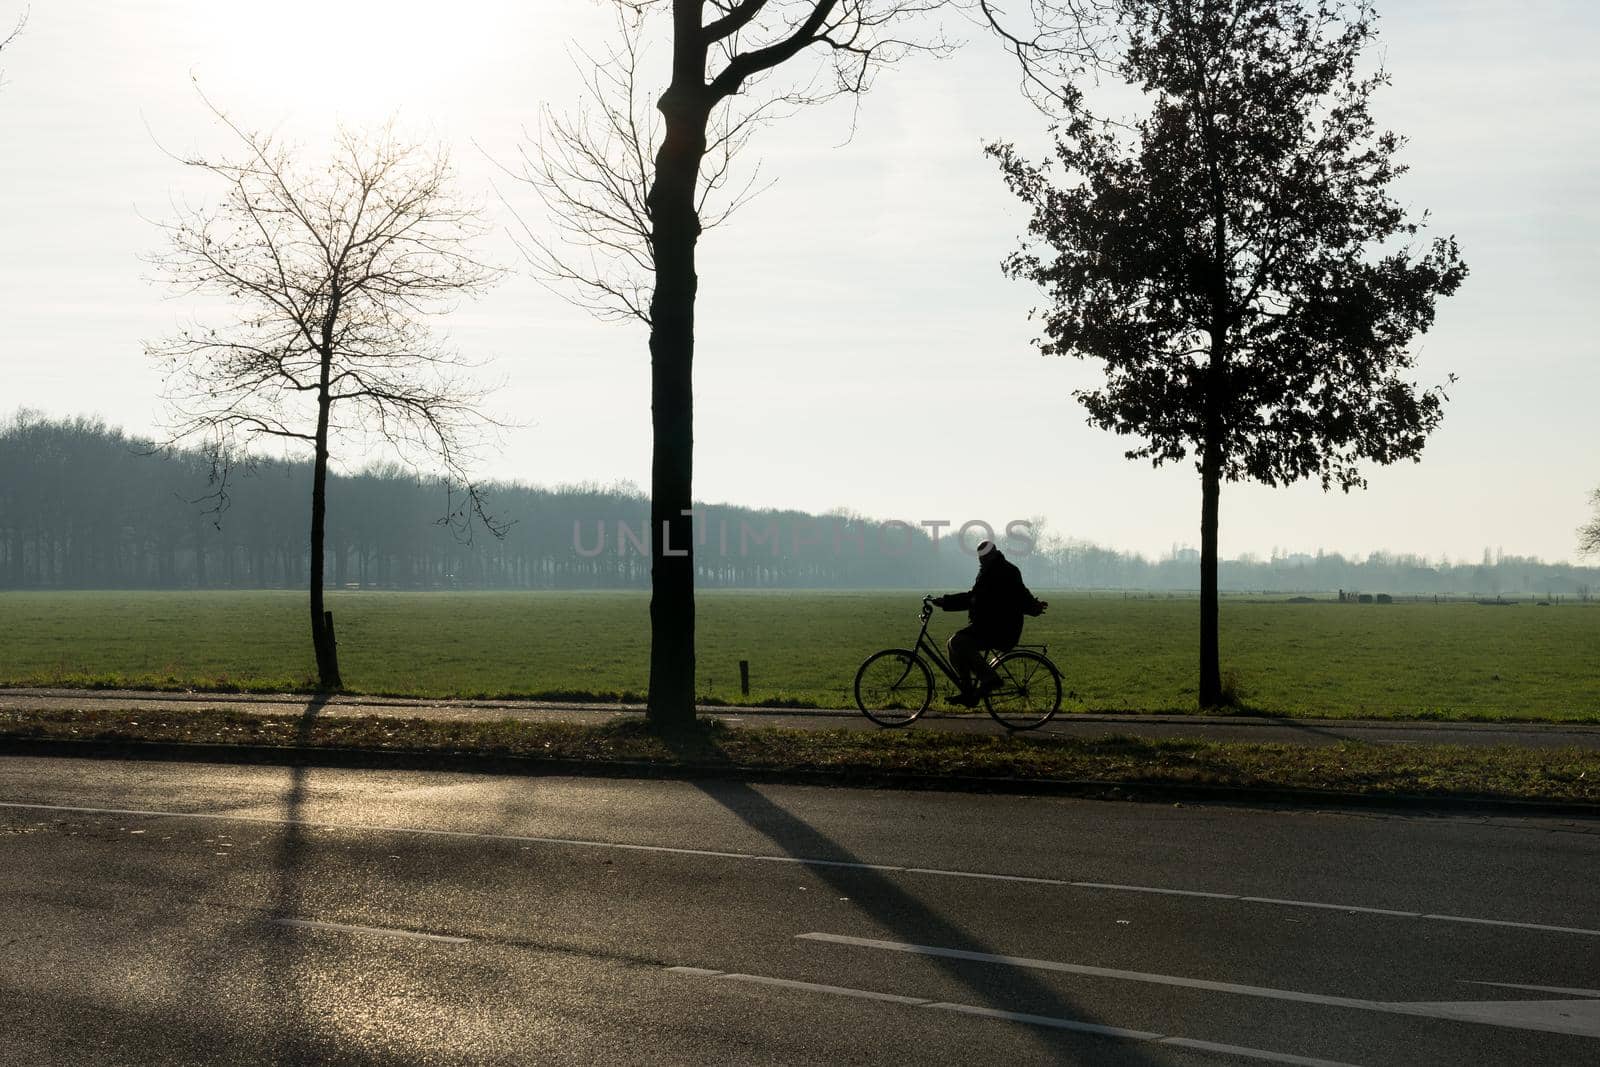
[[739, 660, 749, 698]]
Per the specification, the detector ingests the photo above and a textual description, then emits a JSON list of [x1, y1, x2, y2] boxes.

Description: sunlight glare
[[192, 0, 503, 119]]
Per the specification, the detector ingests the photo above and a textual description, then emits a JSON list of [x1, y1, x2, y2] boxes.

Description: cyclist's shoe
[[949, 689, 981, 708]]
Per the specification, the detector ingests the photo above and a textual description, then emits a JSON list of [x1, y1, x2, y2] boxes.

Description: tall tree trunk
[[644, 18, 710, 729], [1198, 431, 1222, 707], [1199, 319, 1227, 708], [309, 377, 341, 690], [194, 514, 208, 588], [1201, 91, 1229, 711]]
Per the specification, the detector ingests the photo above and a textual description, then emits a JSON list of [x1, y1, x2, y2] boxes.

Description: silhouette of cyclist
[[933, 539, 1048, 706]]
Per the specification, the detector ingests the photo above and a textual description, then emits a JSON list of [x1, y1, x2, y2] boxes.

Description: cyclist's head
[[976, 539, 1001, 562]]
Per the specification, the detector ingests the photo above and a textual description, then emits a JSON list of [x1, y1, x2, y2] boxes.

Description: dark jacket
[[937, 551, 1045, 650]]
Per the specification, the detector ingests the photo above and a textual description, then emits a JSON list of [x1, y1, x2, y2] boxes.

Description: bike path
[[4, 687, 1598, 749]]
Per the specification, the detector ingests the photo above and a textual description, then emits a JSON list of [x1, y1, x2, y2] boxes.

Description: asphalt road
[[7, 687, 1600, 748], [3, 755, 1599, 1065]]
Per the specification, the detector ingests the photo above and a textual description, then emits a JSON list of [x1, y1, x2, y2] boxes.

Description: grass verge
[[7, 590, 1600, 721], [3, 707, 1596, 806]]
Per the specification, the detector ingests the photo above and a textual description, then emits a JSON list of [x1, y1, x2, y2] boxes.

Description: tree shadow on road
[[680, 771, 1168, 1064], [258, 691, 333, 1063], [148, 693, 389, 1064]]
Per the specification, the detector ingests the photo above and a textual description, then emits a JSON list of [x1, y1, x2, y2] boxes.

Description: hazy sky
[[1, 1, 1596, 562]]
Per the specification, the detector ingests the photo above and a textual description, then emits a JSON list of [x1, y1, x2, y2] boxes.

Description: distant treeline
[[0, 413, 997, 590], [1029, 545, 1597, 599], [3, 413, 1597, 596]]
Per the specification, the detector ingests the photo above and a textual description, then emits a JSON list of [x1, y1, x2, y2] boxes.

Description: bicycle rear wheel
[[854, 649, 933, 727], [983, 649, 1062, 730]]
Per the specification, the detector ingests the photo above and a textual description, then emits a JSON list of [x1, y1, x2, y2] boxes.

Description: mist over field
[[5, 413, 1598, 597]]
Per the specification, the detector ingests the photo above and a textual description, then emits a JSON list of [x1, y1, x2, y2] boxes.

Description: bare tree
[[0, 9, 24, 110], [0, 7, 23, 69], [516, 9, 779, 326], [1581, 489, 1600, 557], [527, 0, 1102, 728], [147, 96, 502, 689]]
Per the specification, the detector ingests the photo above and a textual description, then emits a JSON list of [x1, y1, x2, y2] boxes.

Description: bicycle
[[854, 594, 1063, 730]]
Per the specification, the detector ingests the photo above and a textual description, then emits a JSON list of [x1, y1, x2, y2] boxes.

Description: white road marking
[[269, 918, 469, 943], [1157, 1036, 1363, 1067], [671, 966, 932, 1005], [1398, 997, 1600, 1036], [725, 973, 932, 1006], [902, 867, 1066, 885], [1423, 913, 1600, 936], [799, 933, 1600, 1039], [923, 1001, 1161, 1039], [1073, 881, 1238, 900], [1240, 897, 1421, 917], [669, 965, 1360, 1066], [799, 932, 1382, 1010], [3, 799, 1596, 939], [1465, 981, 1600, 998]]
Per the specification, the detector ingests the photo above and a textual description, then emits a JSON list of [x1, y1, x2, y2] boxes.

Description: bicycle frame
[[910, 604, 964, 688], [856, 596, 1063, 730], [910, 597, 1048, 688], [915, 591, 1049, 684]]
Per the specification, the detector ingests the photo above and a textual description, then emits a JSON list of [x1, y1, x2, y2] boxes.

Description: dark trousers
[[946, 626, 999, 690]]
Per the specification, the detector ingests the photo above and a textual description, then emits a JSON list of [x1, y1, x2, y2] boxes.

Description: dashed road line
[[1464, 981, 1600, 999], [1073, 881, 1238, 900], [799, 932, 1382, 1011], [798, 932, 1600, 1039], [4, 799, 1596, 939], [1423, 913, 1600, 936], [669, 965, 1360, 1066], [1239, 897, 1420, 917]]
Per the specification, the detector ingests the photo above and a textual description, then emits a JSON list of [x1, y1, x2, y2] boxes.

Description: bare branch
[[705, 0, 772, 43], [1581, 488, 1600, 557], [145, 90, 506, 540], [0, 6, 27, 90], [507, 6, 783, 324], [707, 0, 845, 99], [976, 0, 1116, 107], [517, 1, 1111, 327]]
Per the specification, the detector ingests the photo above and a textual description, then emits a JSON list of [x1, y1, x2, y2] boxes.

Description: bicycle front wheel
[[984, 649, 1062, 730], [854, 649, 933, 727]]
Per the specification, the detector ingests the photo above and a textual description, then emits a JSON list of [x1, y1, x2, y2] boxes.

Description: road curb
[[5, 736, 1599, 818], [5, 686, 1599, 734]]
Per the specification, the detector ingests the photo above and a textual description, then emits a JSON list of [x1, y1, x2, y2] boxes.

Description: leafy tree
[[528, 0, 1102, 727], [990, 0, 1466, 706], [146, 98, 502, 689]]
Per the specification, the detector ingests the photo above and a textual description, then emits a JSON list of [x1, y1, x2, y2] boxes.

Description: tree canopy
[[991, 0, 1467, 704]]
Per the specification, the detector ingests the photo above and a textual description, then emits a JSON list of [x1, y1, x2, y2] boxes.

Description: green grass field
[[2, 590, 1597, 720]]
